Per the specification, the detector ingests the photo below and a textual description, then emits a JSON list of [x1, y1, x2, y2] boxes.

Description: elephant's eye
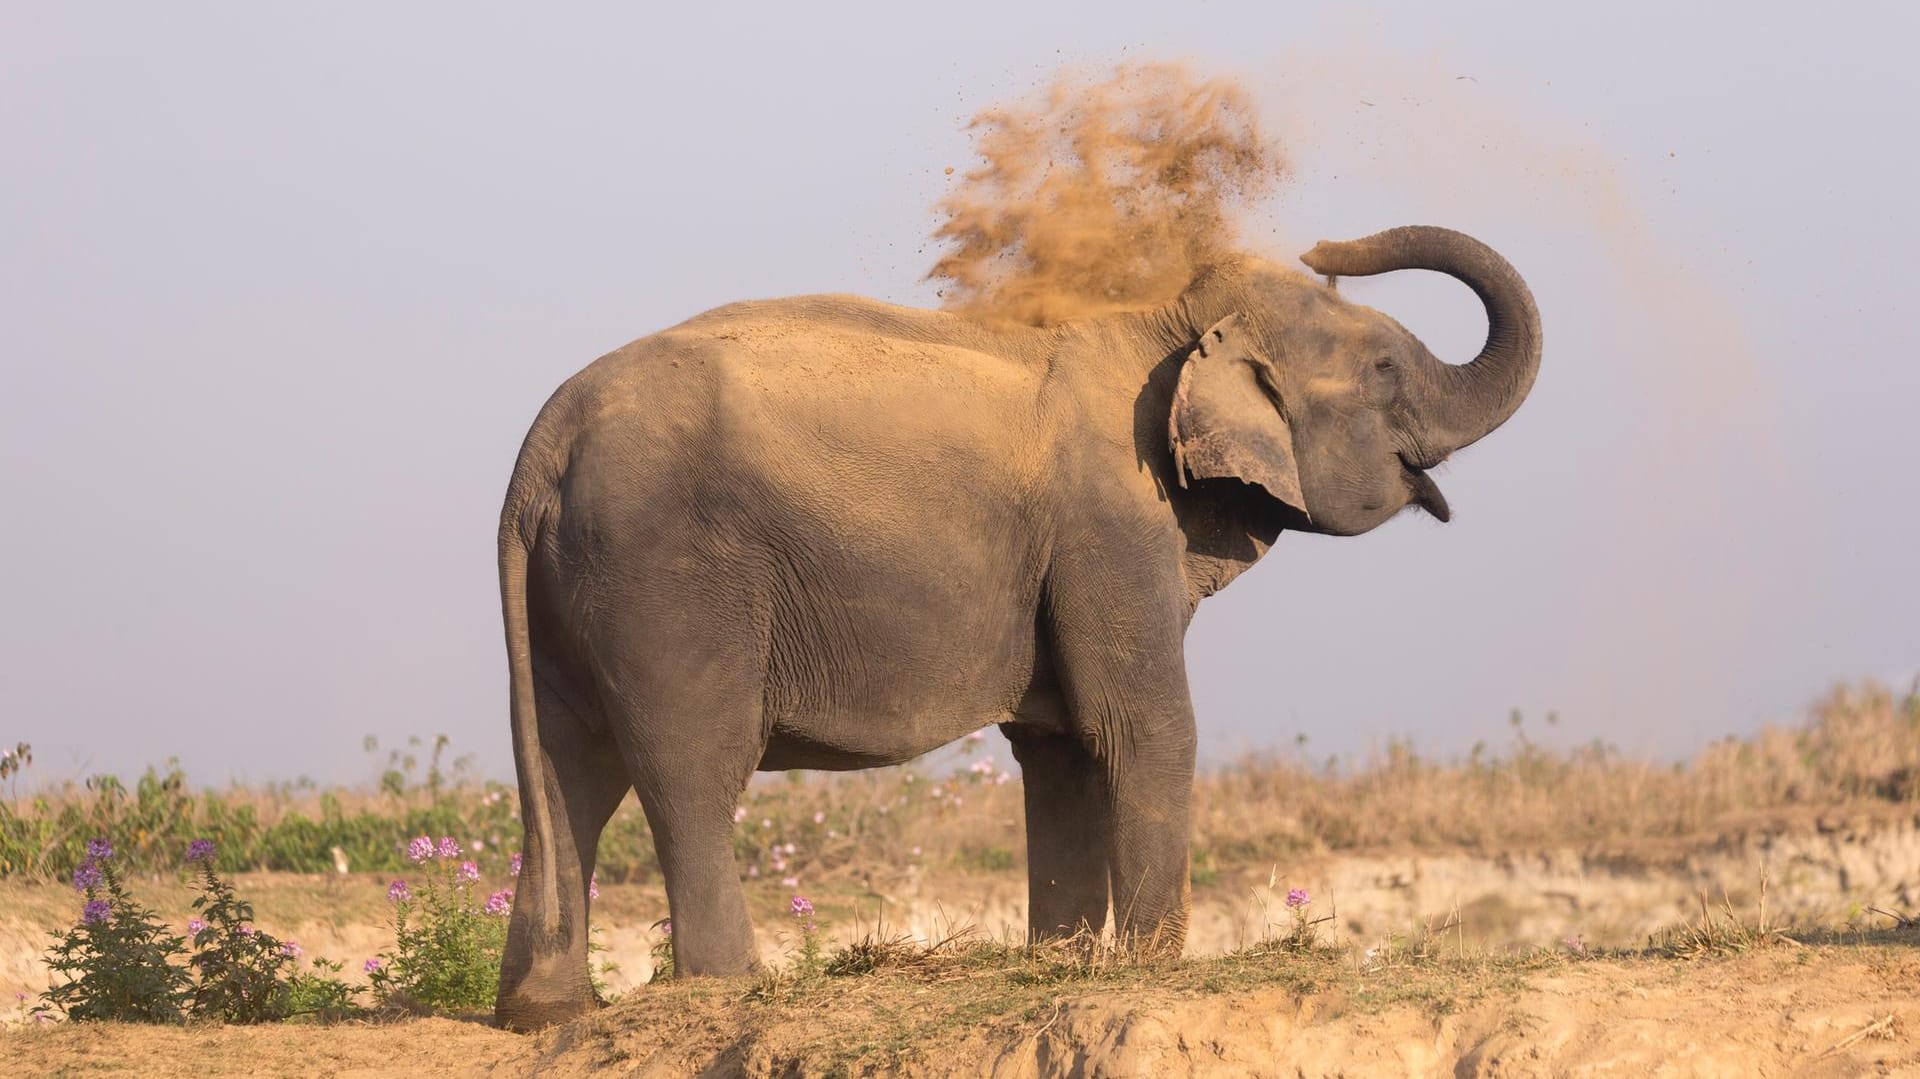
[[1373, 357, 1396, 372]]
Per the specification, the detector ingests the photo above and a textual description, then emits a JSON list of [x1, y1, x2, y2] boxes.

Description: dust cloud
[[926, 64, 1288, 326]]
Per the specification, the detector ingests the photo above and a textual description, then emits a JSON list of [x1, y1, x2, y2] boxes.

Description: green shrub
[[185, 840, 299, 1023], [37, 838, 191, 1023], [286, 957, 359, 1021], [367, 836, 508, 1012]]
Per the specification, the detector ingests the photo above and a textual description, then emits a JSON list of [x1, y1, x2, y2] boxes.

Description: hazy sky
[[4, 3, 1915, 787]]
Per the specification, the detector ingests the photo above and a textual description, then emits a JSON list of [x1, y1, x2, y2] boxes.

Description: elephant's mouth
[[1402, 459, 1452, 523]]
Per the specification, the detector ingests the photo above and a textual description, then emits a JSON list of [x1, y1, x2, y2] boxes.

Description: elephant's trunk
[[1300, 226, 1541, 459]]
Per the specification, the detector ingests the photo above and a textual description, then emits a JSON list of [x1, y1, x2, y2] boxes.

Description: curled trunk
[[1301, 226, 1542, 459]]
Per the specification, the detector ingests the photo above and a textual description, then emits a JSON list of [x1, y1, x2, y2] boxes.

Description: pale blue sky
[[3, 3, 1915, 785]]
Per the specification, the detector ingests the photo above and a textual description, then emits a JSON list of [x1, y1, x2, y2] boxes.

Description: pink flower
[[588, 872, 600, 900], [280, 940, 302, 959], [187, 918, 207, 938], [364, 957, 383, 974], [387, 879, 411, 903], [406, 836, 433, 863], [456, 860, 480, 884], [789, 895, 814, 918], [509, 851, 523, 876], [484, 889, 514, 916], [781, 876, 800, 887], [1285, 888, 1310, 909], [81, 899, 110, 925], [812, 811, 826, 824], [733, 807, 748, 824], [436, 837, 460, 860]]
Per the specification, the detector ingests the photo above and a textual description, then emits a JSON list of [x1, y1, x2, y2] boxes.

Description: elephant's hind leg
[[622, 710, 763, 976], [598, 602, 768, 978], [497, 678, 632, 1031]]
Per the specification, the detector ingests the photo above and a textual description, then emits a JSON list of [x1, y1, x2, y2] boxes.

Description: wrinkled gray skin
[[494, 226, 1541, 1029]]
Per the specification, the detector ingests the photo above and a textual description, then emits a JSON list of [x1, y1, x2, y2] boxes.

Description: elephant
[[492, 225, 1541, 1029]]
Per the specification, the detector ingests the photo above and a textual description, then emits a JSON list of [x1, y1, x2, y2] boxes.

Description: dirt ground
[[5, 818, 1919, 1076], [4, 942, 1916, 1077]]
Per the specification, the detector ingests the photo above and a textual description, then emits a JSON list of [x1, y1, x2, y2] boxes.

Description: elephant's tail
[[500, 498, 559, 935]]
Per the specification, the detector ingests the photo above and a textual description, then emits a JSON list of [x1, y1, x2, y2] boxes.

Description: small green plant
[[791, 894, 823, 974], [286, 957, 359, 1021], [37, 838, 191, 1023], [648, 918, 674, 982], [368, 835, 508, 1012], [185, 839, 298, 1022], [1190, 846, 1220, 888]]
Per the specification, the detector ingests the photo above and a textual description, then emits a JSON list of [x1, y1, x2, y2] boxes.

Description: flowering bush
[[185, 839, 301, 1022], [37, 838, 191, 1023], [368, 835, 506, 1011]]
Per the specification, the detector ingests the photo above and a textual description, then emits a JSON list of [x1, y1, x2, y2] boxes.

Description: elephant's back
[[514, 298, 1063, 745], [539, 297, 1053, 495]]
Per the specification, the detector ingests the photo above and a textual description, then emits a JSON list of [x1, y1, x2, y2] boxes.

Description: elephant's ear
[[1168, 313, 1308, 516]]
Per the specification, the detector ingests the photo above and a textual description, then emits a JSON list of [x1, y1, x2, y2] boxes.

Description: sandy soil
[[4, 945, 1915, 1077]]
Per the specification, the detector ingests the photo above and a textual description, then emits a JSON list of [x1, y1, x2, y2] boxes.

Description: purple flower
[[588, 872, 600, 900], [185, 838, 216, 864], [187, 918, 207, 938], [71, 861, 102, 892], [789, 895, 814, 919], [363, 957, 383, 974], [509, 851, 523, 876], [237, 925, 255, 936], [86, 838, 113, 861], [81, 900, 110, 925], [436, 836, 460, 860], [484, 889, 513, 916], [280, 940, 302, 959], [661, 919, 672, 937], [456, 860, 480, 884], [387, 879, 411, 904], [406, 836, 433, 863], [1285, 888, 1311, 910]]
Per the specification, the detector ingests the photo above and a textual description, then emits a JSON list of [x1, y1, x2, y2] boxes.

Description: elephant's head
[[1170, 225, 1541, 535]]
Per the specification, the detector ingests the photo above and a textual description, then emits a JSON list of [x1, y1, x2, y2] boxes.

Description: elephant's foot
[[495, 980, 600, 1032], [495, 937, 601, 1032]]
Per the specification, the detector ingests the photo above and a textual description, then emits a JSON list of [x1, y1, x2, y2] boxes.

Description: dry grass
[[4, 680, 1915, 885]]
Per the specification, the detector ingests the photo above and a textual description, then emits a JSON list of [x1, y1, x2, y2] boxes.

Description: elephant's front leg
[[1044, 560, 1198, 959], [1103, 727, 1195, 957], [1006, 730, 1113, 940]]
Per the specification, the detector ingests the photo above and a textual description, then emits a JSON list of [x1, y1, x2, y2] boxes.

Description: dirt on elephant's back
[[7, 945, 1916, 1077]]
